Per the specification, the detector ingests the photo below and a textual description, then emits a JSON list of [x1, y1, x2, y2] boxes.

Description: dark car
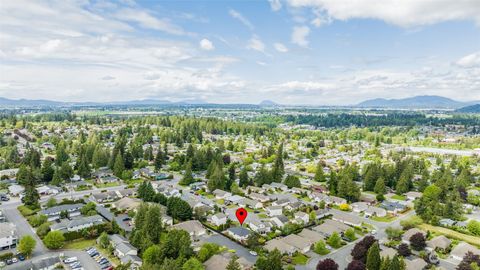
[[17, 254, 25, 261]]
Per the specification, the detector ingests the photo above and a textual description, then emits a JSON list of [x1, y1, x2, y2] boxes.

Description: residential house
[[405, 258, 427, 270], [351, 202, 368, 213], [270, 215, 289, 228], [8, 184, 24, 196], [282, 234, 312, 253], [381, 201, 407, 214], [248, 192, 270, 203], [120, 255, 142, 269], [365, 206, 387, 218], [247, 220, 271, 235], [213, 189, 232, 200], [427, 235, 451, 252], [113, 197, 141, 211], [0, 223, 17, 249], [90, 191, 119, 203], [39, 203, 84, 221], [171, 220, 207, 238], [402, 228, 426, 244], [51, 215, 104, 232], [265, 206, 283, 217], [210, 213, 227, 226], [264, 239, 296, 255], [226, 227, 251, 242], [313, 220, 350, 237], [293, 211, 309, 224], [297, 229, 324, 243], [450, 242, 480, 262], [332, 212, 362, 227], [405, 191, 422, 201]]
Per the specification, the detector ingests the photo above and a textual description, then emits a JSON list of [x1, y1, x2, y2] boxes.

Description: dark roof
[[227, 227, 251, 237]]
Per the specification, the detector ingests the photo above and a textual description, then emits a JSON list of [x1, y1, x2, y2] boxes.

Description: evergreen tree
[[226, 255, 241, 270], [208, 164, 225, 191], [374, 177, 386, 195], [314, 161, 326, 182], [180, 161, 194, 186], [226, 163, 236, 191], [41, 158, 54, 182], [154, 149, 163, 171], [239, 167, 249, 188], [113, 153, 125, 177], [271, 143, 284, 182], [366, 242, 381, 270]]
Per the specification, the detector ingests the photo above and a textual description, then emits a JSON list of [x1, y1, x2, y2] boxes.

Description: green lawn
[[291, 253, 309, 265], [390, 194, 406, 201], [370, 215, 397, 223], [64, 239, 96, 250], [418, 223, 480, 247], [95, 182, 120, 188]]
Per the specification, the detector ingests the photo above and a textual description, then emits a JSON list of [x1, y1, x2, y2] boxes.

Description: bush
[[327, 232, 342, 249], [397, 243, 411, 257], [314, 240, 330, 255], [0, 252, 14, 261], [36, 223, 51, 238], [409, 233, 426, 251], [400, 216, 422, 230], [44, 231, 65, 249], [28, 214, 48, 227], [18, 205, 38, 217]]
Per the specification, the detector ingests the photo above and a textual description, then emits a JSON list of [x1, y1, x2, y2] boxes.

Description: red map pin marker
[[236, 208, 248, 225]]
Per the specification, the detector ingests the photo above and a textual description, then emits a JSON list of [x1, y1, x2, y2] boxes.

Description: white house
[[265, 206, 283, 217], [294, 212, 309, 224], [0, 223, 17, 249], [211, 213, 227, 226]]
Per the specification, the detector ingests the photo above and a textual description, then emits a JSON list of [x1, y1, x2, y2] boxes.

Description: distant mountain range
[[456, 104, 480, 113], [259, 100, 279, 106], [356, 95, 478, 109], [0, 97, 208, 107]]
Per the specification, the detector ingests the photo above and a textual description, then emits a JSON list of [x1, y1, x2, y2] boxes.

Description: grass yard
[[390, 194, 406, 201], [64, 239, 96, 250], [370, 215, 397, 223], [291, 253, 309, 265], [95, 182, 120, 188], [418, 223, 480, 247]]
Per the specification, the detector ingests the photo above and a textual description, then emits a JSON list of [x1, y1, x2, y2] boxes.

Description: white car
[[64, 257, 78, 264], [249, 251, 257, 256]]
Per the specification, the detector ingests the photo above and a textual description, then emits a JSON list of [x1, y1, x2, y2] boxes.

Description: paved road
[[1, 207, 47, 257]]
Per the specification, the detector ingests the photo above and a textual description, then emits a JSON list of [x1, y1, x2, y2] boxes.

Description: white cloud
[[247, 36, 265, 52], [199, 39, 215, 51], [229, 9, 254, 30], [115, 8, 189, 35], [455, 51, 480, 68], [291, 26, 310, 47], [287, 0, 480, 28], [274, 42, 288, 53], [268, 0, 283, 11]]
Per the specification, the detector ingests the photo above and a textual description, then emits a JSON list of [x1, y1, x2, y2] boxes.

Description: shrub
[[400, 216, 422, 230], [397, 243, 411, 257], [36, 223, 51, 238], [44, 231, 65, 249], [409, 233, 426, 251], [18, 205, 38, 217]]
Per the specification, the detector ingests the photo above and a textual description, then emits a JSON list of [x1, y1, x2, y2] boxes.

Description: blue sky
[[0, 0, 479, 105]]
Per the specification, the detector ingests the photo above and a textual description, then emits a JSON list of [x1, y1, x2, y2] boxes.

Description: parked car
[[64, 257, 78, 264]]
